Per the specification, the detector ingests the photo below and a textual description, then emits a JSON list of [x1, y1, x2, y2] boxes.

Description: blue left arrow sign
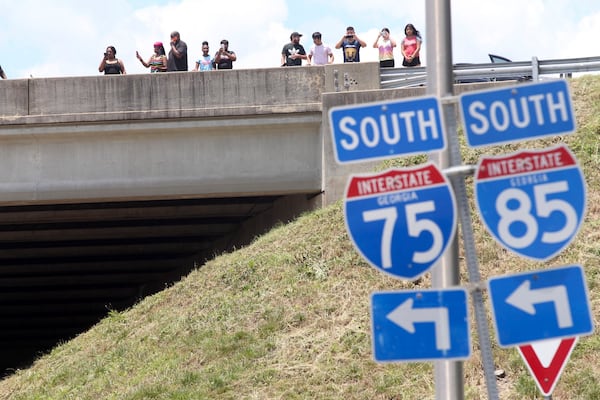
[[488, 264, 593, 347], [371, 289, 471, 362]]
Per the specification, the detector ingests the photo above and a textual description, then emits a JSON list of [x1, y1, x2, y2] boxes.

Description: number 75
[[362, 201, 444, 269]]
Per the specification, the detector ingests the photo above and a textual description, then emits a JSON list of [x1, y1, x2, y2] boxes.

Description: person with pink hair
[[136, 42, 168, 73]]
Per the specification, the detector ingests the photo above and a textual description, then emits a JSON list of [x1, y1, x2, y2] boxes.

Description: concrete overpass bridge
[[0, 62, 491, 372]]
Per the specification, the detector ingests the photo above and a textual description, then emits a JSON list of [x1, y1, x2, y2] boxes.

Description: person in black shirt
[[281, 32, 307, 67], [167, 31, 188, 71], [335, 26, 367, 63], [0, 65, 6, 79], [214, 39, 237, 69], [98, 46, 126, 75]]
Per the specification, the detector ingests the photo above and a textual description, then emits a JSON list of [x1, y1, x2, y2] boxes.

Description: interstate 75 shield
[[474, 145, 586, 261], [344, 163, 457, 280]]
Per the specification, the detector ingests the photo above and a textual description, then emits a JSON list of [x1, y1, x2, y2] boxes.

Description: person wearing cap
[[307, 32, 334, 66], [281, 32, 307, 67], [335, 26, 366, 63], [167, 31, 188, 71], [214, 39, 236, 69], [136, 42, 168, 73]]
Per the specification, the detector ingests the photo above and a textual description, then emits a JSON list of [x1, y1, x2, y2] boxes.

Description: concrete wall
[[0, 63, 512, 206], [0, 63, 380, 124], [0, 63, 383, 206]]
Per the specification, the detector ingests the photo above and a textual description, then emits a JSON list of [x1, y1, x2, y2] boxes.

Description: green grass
[[1, 76, 600, 399]]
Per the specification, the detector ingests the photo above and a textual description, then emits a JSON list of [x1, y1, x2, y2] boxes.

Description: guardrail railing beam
[[381, 55, 600, 88]]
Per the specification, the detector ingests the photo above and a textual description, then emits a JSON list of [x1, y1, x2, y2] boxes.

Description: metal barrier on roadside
[[380, 56, 600, 89]]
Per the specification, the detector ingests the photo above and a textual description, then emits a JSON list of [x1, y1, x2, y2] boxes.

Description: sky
[[1, 0, 599, 79]]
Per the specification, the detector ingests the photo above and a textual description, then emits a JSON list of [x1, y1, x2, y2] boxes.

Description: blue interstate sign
[[329, 96, 446, 164], [344, 163, 456, 280], [460, 80, 575, 147], [488, 265, 593, 347], [474, 145, 585, 261], [371, 289, 471, 362]]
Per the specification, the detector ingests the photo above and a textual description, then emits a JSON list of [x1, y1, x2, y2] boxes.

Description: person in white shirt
[[307, 32, 334, 66]]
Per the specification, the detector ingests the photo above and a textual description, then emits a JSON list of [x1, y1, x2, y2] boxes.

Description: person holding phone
[[214, 39, 236, 70], [136, 42, 168, 73], [373, 28, 397, 68], [335, 26, 366, 63], [99, 46, 126, 75], [167, 31, 188, 71]]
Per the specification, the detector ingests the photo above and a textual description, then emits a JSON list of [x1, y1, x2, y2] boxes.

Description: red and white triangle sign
[[518, 337, 578, 396]]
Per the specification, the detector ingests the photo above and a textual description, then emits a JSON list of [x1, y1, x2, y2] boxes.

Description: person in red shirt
[[401, 23, 422, 67]]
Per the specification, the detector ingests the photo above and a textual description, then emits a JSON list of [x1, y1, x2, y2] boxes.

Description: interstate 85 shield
[[344, 163, 457, 280], [474, 144, 586, 261]]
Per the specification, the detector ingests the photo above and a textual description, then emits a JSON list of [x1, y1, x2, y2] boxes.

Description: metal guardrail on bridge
[[380, 56, 600, 88]]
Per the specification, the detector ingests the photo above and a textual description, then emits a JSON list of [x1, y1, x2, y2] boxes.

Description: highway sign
[[329, 96, 446, 164], [518, 337, 578, 397], [370, 289, 471, 362], [474, 145, 585, 261], [460, 80, 575, 147], [488, 265, 593, 347], [344, 163, 456, 280]]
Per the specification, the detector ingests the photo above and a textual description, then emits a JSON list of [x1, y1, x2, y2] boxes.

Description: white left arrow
[[386, 297, 451, 350], [506, 280, 573, 328]]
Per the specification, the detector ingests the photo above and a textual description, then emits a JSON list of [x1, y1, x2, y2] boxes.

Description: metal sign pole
[[425, 1, 463, 399], [426, 1, 500, 399]]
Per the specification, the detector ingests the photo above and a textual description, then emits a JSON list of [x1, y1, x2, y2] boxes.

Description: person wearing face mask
[[373, 27, 397, 68]]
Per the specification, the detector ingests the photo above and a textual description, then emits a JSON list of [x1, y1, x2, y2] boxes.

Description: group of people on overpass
[[100, 31, 237, 75], [280, 23, 422, 68], [101, 24, 422, 76], [0, 24, 421, 79]]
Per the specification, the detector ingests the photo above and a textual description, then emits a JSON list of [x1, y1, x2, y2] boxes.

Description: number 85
[[495, 181, 577, 249]]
